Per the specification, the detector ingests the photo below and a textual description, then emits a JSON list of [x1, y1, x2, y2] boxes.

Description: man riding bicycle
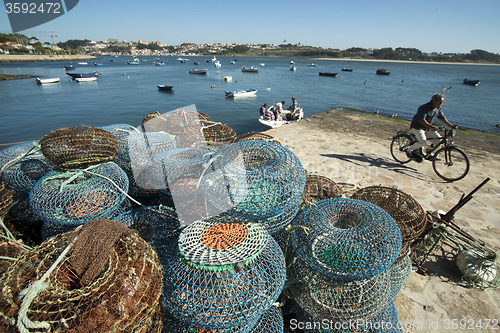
[[406, 93, 456, 162]]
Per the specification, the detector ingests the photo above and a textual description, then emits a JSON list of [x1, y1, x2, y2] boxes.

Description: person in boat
[[274, 101, 285, 121], [405, 93, 456, 161], [286, 96, 300, 120], [260, 103, 268, 117], [263, 105, 275, 120]]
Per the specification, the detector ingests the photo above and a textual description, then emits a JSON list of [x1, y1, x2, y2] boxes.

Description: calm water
[[1, 56, 499, 146]]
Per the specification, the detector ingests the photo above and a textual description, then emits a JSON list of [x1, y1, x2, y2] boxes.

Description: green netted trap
[[291, 198, 401, 281], [160, 216, 286, 330], [288, 256, 391, 323], [0, 219, 163, 332], [40, 126, 118, 167], [388, 254, 412, 297], [28, 162, 129, 239]]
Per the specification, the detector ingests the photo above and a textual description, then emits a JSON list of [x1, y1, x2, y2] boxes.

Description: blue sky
[[2, 0, 500, 54]]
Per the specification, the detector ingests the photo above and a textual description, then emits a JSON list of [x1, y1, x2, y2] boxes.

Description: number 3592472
[[5, 2, 61, 14]]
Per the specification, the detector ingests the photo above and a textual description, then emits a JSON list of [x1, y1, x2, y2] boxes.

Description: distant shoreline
[[0, 54, 97, 63], [314, 57, 500, 66]]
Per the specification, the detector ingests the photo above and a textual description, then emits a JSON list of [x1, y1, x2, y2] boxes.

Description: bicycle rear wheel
[[432, 147, 470, 181], [390, 133, 414, 164]]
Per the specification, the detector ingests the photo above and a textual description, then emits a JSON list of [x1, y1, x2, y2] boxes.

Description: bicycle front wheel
[[432, 147, 470, 181], [390, 133, 414, 164]]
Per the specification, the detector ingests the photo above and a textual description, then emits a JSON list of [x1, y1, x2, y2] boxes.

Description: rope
[[0, 144, 40, 180], [0, 217, 31, 251], [44, 164, 101, 193], [17, 227, 81, 333]]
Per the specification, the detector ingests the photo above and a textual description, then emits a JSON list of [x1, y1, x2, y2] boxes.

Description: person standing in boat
[[260, 103, 268, 117], [406, 93, 456, 161], [274, 101, 285, 121], [290, 96, 297, 112]]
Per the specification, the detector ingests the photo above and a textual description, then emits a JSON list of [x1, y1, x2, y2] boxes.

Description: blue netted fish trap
[[388, 254, 412, 298], [350, 186, 427, 244], [113, 205, 180, 249], [160, 216, 286, 330], [29, 162, 129, 239], [288, 256, 391, 324], [249, 305, 284, 333], [0, 219, 163, 332], [0, 142, 55, 195], [291, 198, 402, 281], [39, 126, 118, 168], [206, 141, 306, 234]]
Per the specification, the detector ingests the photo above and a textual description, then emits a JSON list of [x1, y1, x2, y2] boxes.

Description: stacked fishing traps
[[206, 141, 306, 234], [0, 219, 163, 332], [288, 198, 403, 331], [160, 215, 286, 331]]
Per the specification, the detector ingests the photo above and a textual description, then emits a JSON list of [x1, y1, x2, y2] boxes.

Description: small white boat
[[77, 62, 88, 65], [189, 68, 208, 74], [224, 76, 232, 82], [307, 63, 317, 67], [75, 77, 98, 82], [290, 64, 296, 71], [225, 88, 257, 98], [214, 60, 221, 68], [230, 61, 236, 64], [35, 77, 60, 84], [258, 107, 304, 130], [290, 60, 295, 65], [241, 66, 260, 72], [259, 63, 265, 66]]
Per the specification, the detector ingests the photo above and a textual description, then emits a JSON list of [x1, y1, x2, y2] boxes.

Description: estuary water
[[1, 55, 499, 145]]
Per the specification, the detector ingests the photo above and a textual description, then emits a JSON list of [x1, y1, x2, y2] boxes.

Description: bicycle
[[390, 127, 470, 182]]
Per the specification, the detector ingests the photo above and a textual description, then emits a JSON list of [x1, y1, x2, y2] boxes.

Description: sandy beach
[[265, 110, 500, 332], [0, 54, 97, 63]]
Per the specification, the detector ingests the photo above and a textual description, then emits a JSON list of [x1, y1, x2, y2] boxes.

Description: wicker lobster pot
[[160, 216, 286, 330], [0, 186, 13, 218], [0, 219, 163, 333], [300, 174, 343, 210], [201, 121, 237, 146], [233, 132, 281, 145], [40, 126, 118, 167], [350, 186, 427, 243]]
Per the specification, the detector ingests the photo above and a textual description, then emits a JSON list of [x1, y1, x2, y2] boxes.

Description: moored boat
[[290, 64, 296, 71], [307, 63, 317, 67], [342, 68, 353, 72], [75, 77, 98, 82], [93, 63, 103, 66], [127, 57, 140, 65], [77, 62, 88, 65], [225, 88, 257, 98], [64, 65, 76, 71], [189, 68, 208, 75], [66, 71, 100, 79], [214, 60, 221, 68], [241, 66, 260, 72], [36, 77, 60, 84], [463, 79, 480, 86], [157, 84, 174, 91], [319, 72, 338, 77], [376, 68, 390, 75]]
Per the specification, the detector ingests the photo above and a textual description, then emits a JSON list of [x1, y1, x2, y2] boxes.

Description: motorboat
[[77, 62, 88, 65], [36, 77, 60, 84], [66, 71, 100, 79], [258, 106, 304, 130], [225, 88, 257, 98], [153, 61, 166, 66], [463, 79, 480, 86], [64, 65, 75, 70], [342, 68, 353, 72], [290, 60, 295, 65], [376, 68, 390, 75], [241, 66, 260, 72], [189, 68, 208, 74], [290, 64, 296, 71], [127, 57, 140, 65], [224, 76, 232, 82], [319, 72, 338, 77], [93, 63, 103, 66], [157, 84, 174, 91], [75, 77, 97, 82], [214, 60, 221, 68], [307, 63, 317, 67]]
